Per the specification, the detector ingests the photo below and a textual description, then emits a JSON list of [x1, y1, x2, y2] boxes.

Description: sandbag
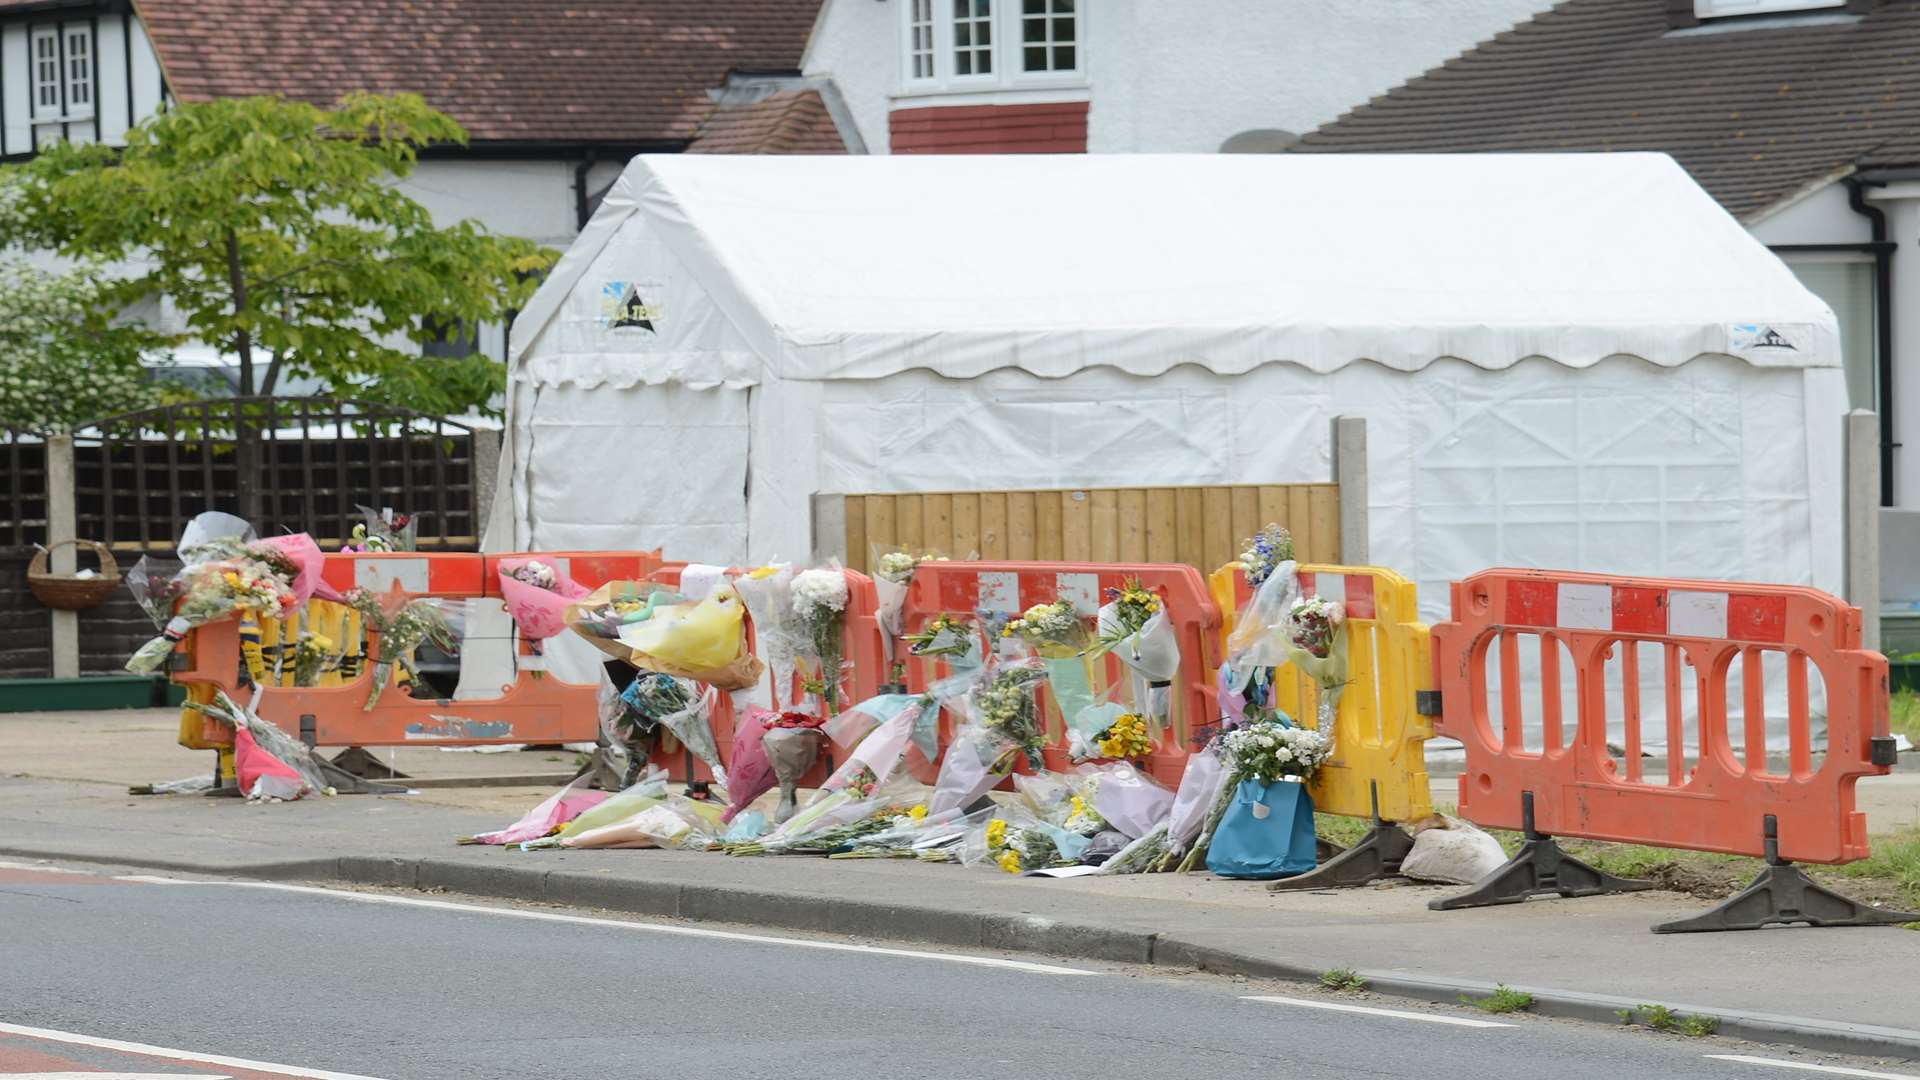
[[1399, 819, 1508, 885]]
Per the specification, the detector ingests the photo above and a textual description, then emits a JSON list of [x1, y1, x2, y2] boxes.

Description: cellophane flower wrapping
[[1221, 715, 1334, 784], [1226, 560, 1302, 677], [567, 581, 685, 647], [189, 691, 330, 798], [721, 707, 778, 823], [462, 774, 612, 845], [1166, 743, 1229, 855], [1014, 771, 1076, 826], [764, 722, 825, 823], [874, 552, 918, 678], [126, 554, 184, 630], [732, 564, 800, 705], [497, 558, 591, 641], [1283, 596, 1351, 731], [1097, 599, 1181, 728], [965, 809, 1092, 873], [346, 586, 458, 710], [821, 696, 934, 802], [1076, 761, 1174, 840], [536, 772, 672, 846], [928, 724, 1017, 816], [563, 794, 725, 850], [656, 680, 729, 787], [607, 585, 763, 690], [907, 616, 984, 674], [232, 722, 310, 802]]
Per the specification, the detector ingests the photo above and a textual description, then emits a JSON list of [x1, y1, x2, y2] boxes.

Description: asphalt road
[[0, 862, 1910, 1080]]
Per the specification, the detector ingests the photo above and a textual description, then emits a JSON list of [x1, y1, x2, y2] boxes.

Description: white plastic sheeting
[[497, 151, 1846, 623]]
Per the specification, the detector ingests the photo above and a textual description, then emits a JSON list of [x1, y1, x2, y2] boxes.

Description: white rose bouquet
[[791, 567, 851, 711]]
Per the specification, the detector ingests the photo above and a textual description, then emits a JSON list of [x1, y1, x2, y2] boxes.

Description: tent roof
[[512, 152, 1840, 382]]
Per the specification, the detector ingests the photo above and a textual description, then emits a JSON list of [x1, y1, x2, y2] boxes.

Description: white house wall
[[803, 0, 1554, 153], [1086, 0, 1555, 151], [399, 159, 589, 252], [0, 12, 162, 155], [1747, 180, 1872, 247]]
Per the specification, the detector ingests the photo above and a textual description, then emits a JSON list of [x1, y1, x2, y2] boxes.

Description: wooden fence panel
[[833, 484, 1340, 575]]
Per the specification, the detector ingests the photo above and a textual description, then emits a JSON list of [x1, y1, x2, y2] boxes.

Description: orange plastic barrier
[[873, 562, 1222, 785], [172, 550, 670, 753], [1431, 568, 1912, 929]]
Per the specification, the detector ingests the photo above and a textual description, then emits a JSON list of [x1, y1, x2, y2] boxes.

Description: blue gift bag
[[1206, 779, 1318, 880]]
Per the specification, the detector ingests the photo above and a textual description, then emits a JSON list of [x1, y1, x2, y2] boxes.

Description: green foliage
[[1621, 1004, 1717, 1037], [0, 93, 556, 417], [1833, 825, 1920, 909], [1890, 688, 1920, 745], [1459, 985, 1534, 1014], [0, 261, 174, 433], [1318, 967, 1366, 993]]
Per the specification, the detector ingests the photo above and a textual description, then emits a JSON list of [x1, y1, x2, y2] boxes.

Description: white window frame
[[898, 0, 1086, 96], [63, 26, 91, 113], [1016, 0, 1080, 77], [903, 0, 936, 84], [1693, 0, 1845, 17], [30, 21, 95, 122]]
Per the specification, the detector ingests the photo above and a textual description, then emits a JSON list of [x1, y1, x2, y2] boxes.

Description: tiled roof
[[1296, 0, 1920, 220], [686, 89, 847, 154], [132, 0, 824, 146]]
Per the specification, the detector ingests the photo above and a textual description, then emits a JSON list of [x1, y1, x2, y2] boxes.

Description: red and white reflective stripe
[[1296, 571, 1377, 621], [1503, 579, 1788, 644], [936, 570, 1115, 616], [320, 553, 484, 596]]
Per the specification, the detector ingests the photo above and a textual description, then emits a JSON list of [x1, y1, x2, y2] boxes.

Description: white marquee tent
[[492, 152, 1845, 622]]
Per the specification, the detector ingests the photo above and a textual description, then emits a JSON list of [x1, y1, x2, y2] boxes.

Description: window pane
[[1025, 46, 1047, 70], [956, 52, 972, 75], [1025, 0, 1042, 11], [1025, 15, 1046, 41], [1055, 44, 1074, 69], [1058, 0, 1073, 11], [974, 0, 989, 15], [978, 20, 991, 44], [1054, 16, 1073, 42]]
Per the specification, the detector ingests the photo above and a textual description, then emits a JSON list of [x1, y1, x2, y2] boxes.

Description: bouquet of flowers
[[1003, 600, 1088, 659], [291, 630, 342, 687], [791, 568, 850, 710], [497, 557, 590, 641], [1240, 523, 1295, 589], [344, 506, 417, 553], [460, 774, 614, 846], [1101, 743, 1231, 874], [344, 584, 459, 709], [977, 815, 1092, 874], [739, 774, 928, 854], [822, 692, 940, 778], [1092, 578, 1181, 726], [928, 660, 1047, 814], [126, 541, 306, 674], [907, 614, 982, 668], [1224, 716, 1332, 785], [566, 581, 681, 641], [875, 551, 919, 685], [1093, 711, 1153, 761], [763, 710, 827, 822], [188, 690, 331, 800], [1284, 595, 1350, 730]]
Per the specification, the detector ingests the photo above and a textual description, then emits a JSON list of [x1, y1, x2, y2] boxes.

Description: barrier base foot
[[330, 746, 410, 780], [1429, 836, 1654, 910], [572, 745, 628, 792], [1315, 836, 1346, 863], [1272, 824, 1414, 892], [1653, 864, 1920, 933]]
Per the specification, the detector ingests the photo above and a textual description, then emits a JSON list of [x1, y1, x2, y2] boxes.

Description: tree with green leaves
[[0, 260, 174, 434], [0, 92, 556, 417]]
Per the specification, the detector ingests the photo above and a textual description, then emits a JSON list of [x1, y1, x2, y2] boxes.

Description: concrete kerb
[[6, 842, 1918, 1061]]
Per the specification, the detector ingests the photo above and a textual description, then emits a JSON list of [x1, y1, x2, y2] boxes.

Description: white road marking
[[0, 1021, 383, 1080], [1241, 995, 1516, 1028], [9, 1074, 230, 1079], [112, 874, 1098, 976], [1706, 1055, 1920, 1079]]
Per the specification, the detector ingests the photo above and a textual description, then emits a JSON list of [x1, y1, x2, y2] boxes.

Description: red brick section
[[687, 90, 848, 154], [890, 101, 1088, 154], [131, 0, 823, 146]]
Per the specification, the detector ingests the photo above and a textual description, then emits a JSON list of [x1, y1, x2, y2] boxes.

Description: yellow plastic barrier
[[1210, 561, 1436, 888]]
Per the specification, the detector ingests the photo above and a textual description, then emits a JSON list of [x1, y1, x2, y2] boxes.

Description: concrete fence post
[[1332, 415, 1369, 566], [471, 427, 502, 550], [46, 433, 78, 678], [811, 493, 847, 566], [1845, 408, 1881, 651]]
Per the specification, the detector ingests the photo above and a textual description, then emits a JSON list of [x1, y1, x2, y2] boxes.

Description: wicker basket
[[28, 539, 122, 611]]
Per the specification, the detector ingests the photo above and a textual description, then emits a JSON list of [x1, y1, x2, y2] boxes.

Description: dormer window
[[1693, 0, 1845, 16], [901, 0, 1083, 92]]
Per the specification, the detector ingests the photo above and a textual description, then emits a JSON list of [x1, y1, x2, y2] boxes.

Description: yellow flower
[[223, 571, 242, 588], [306, 634, 334, 652], [748, 565, 781, 580], [996, 850, 1023, 874], [985, 819, 1008, 849], [909, 804, 928, 821]]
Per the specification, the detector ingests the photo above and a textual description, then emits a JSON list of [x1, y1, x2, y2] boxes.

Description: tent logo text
[[1728, 322, 1810, 355], [600, 280, 662, 332]]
